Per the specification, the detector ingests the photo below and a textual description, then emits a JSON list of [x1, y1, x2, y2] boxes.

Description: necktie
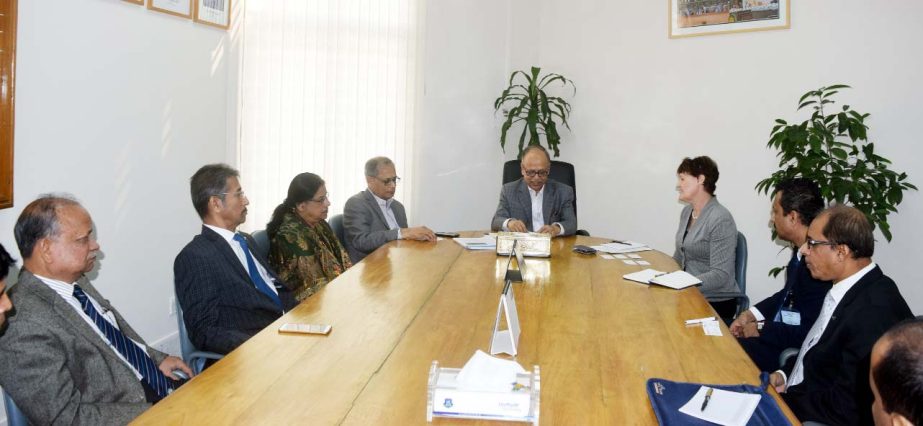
[[787, 292, 835, 388], [774, 253, 800, 322], [233, 233, 283, 309], [72, 285, 173, 399]]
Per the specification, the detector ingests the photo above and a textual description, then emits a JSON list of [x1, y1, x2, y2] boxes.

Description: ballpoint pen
[[609, 240, 630, 245], [700, 387, 713, 411]]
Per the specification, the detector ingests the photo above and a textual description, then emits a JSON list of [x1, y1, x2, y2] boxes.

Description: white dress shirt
[[370, 191, 403, 239], [502, 185, 565, 235], [205, 224, 278, 296], [783, 262, 876, 388], [34, 274, 146, 380]]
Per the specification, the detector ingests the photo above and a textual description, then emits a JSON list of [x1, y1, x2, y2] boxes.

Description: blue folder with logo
[[646, 373, 792, 425]]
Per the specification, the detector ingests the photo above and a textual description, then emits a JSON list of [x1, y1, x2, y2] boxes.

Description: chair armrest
[[779, 347, 800, 369], [576, 229, 590, 236], [188, 350, 224, 375]]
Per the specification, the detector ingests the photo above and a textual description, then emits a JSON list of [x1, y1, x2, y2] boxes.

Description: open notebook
[[623, 269, 701, 290]]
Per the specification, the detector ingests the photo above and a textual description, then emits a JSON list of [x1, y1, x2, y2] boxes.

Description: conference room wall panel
[[416, 0, 923, 312]]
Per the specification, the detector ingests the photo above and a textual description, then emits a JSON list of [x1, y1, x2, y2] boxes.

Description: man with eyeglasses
[[174, 164, 297, 362], [491, 145, 576, 237], [343, 156, 435, 262], [730, 178, 831, 371], [768, 205, 912, 426]]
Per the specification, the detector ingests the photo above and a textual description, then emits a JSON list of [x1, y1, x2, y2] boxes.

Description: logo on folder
[[443, 398, 453, 408]]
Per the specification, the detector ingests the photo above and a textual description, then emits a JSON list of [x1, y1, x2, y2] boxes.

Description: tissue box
[[495, 232, 551, 257], [426, 362, 540, 425]]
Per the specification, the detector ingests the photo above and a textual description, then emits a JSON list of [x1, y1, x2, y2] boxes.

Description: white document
[[636, 260, 651, 266], [702, 319, 723, 336], [622, 259, 637, 265], [453, 236, 496, 250], [455, 350, 526, 392], [622, 269, 702, 289], [591, 240, 653, 254], [599, 254, 615, 260], [614, 254, 628, 259], [678, 386, 761, 426], [627, 254, 642, 259]]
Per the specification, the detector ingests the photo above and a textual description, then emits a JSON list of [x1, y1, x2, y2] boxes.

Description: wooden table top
[[133, 233, 797, 425]]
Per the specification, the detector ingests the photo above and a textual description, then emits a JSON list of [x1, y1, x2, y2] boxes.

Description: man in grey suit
[[343, 156, 435, 262], [491, 145, 577, 236], [0, 195, 191, 425]]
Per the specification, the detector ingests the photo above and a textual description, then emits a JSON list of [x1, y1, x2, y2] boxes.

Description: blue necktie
[[233, 233, 283, 309], [72, 285, 173, 399]]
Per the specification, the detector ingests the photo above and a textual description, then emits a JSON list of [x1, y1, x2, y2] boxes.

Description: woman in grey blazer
[[673, 156, 739, 319]]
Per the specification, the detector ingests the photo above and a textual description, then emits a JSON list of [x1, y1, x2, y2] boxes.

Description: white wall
[[417, 0, 923, 311], [0, 0, 236, 421]]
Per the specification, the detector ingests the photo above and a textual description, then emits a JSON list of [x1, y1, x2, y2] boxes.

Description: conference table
[[133, 233, 798, 425]]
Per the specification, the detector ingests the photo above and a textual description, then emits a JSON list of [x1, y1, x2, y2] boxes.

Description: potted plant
[[494, 66, 575, 158], [756, 84, 916, 252]]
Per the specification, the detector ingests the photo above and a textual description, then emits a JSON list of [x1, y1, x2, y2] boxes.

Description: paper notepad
[[678, 386, 761, 426], [622, 269, 702, 289]]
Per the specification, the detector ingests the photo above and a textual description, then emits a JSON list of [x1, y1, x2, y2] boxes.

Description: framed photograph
[[147, 0, 192, 19], [669, 0, 790, 38], [194, 0, 231, 30], [122, 0, 144, 5]]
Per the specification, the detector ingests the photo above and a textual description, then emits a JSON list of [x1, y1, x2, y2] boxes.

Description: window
[[237, 0, 423, 231]]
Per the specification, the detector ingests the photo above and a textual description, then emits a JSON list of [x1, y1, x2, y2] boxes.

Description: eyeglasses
[[218, 190, 246, 199], [805, 239, 838, 250], [373, 176, 401, 185], [308, 193, 331, 203], [523, 169, 549, 178]]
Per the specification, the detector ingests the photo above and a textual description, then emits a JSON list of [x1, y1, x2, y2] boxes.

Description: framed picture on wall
[[669, 0, 790, 38], [122, 0, 144, 5], [194, 0, 231, 29], [147, 0, 192, 19]]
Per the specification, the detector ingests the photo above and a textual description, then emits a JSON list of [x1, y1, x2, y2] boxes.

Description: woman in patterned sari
[[267, 173, 352, 301]]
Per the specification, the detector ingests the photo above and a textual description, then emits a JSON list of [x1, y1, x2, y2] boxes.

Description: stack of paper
[[591, 240, 651, 254], [678, 386, 761, 426], [454, 236, 496, 250], [623, 269, 702, 290]]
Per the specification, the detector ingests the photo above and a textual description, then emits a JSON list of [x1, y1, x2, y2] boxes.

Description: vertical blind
[[237, 0, 423, 232]]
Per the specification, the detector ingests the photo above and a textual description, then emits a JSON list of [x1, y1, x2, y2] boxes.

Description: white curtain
[[236, 0, 423, 232]]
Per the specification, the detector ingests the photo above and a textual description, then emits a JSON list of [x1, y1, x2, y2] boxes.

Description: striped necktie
[[72, 285, 173, 399]]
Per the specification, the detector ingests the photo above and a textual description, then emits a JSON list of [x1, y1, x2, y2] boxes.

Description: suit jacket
[[490, 179, 577, 236], [342, 190, 409, 263], [781, 265, 912, 425], [174, 226, 298, 355], [673, 197, 739, 298], [0, 270, 166, 425], [741, 251, 831, 370]]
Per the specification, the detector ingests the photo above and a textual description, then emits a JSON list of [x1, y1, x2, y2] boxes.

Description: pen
[[700, 387, 713, 411], [609, 240, 630, 245], [684, 316, 716, 325]]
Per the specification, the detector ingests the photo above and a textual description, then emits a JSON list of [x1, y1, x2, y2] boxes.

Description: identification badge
[[780, 308, 801, 326]]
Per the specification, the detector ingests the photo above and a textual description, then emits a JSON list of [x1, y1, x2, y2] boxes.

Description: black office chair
[[501, 159, 589, 236]]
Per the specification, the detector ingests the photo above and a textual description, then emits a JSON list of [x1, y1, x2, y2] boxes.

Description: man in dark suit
[[870, 317, 923, 426], [174, 164, 297, 358], [491, 145, 576, 237], [730, 178, 831, 371], [0, 195, 191, 424], [769, 205, 913, 426], [343, 156, 435, 262]]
